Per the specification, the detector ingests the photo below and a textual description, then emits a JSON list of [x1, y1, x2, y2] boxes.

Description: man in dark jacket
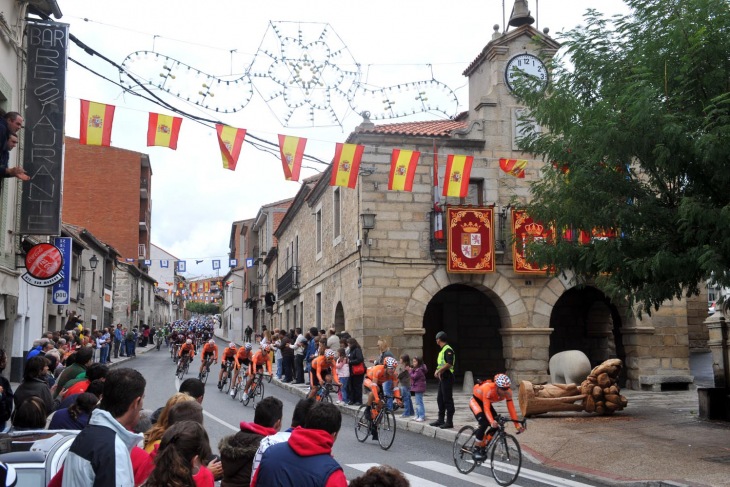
[[219, 396, 282, 486], [251, 402, 347, 487]]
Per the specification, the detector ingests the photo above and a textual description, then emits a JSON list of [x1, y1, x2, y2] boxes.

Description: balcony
[[429, 210, 447, 256], [277, 266, 300, 301], [140, 179, 149, 199], [139, 210, 150, 233]]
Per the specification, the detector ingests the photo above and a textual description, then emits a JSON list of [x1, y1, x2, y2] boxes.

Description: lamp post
[[360, 210, 376, 244], [89, 254, 99, 270]]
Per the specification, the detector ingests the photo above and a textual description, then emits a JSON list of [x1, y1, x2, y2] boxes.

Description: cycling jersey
[[178, 343, 195, 358], [310, 355, 339, 387], [470, 380, 520, 428], [364, 364, 401, 404], [201, 343, 218, 362], [235, 348, 252, 368], [222, 347, 236, 361], [249, 350, 272, 376]]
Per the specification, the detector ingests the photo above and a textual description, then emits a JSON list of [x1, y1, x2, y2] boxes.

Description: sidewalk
[[274, 373, 730, 487]]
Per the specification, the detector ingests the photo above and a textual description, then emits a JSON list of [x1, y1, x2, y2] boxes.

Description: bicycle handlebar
[[495, 414, 527, 433]]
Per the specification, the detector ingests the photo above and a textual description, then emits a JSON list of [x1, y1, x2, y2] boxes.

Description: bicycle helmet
[[245, 343, 253, 351], [494, 373, 511, 388], [324, 349, 336, 360], [262, 344, 271, 352], [186, 338, 192, 345], [209, 339, 215, 345], [384, 357, 398, 369], [229, 342, 236, 348]]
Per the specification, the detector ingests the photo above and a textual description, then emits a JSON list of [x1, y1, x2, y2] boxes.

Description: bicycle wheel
[[200, 367, 208, 384], [242, 380, 254, 406], [354, 405, 371, 442], [490, 433, 522, 486], [177, 363, 185, 380], [223, 372, 232, 393], [321, 392, 332, 404], [376, 409, 397, 450], [453, 425, 477, 474]]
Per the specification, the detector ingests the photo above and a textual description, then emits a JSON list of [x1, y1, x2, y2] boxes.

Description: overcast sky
[[58, 0, 630, 279]]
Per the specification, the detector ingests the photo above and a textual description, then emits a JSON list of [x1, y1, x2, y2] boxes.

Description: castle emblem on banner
[[460, 222, 481, 258], [446, 207, 494, 274]]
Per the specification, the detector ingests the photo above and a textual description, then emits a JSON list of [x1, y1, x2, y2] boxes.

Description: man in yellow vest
[[430, 331, 455, 429]]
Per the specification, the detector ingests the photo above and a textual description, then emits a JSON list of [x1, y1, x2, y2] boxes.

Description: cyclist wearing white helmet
[[218, 342, 237, 389], [241, 344, 273, 402], [229, 342, 255, 396], [362, 357, 403, 441], [307, 349, 342, 399], [176, 338, 196, 375], [468, 373, 524, 461], [199, 338, 219, 377]]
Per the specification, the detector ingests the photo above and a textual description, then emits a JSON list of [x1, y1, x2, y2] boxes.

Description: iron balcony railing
[[277, 266, 300, 300]]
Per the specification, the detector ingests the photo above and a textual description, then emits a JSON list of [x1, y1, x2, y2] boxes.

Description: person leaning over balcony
[[1, 133, 29, 181]]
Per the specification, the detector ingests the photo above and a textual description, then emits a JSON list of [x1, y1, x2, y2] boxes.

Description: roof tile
[[357, 119, 467, 137]]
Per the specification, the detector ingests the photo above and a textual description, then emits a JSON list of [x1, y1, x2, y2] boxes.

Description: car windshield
[[15, 467, 46, 484]]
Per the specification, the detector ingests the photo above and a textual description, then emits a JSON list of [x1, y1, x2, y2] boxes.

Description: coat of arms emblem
[[158, 124, 170, 134], [89, 115, 103, 128], [460, 222, 481, 258]]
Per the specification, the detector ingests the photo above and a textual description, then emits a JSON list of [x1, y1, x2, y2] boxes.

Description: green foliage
[[515, 0, 730, 314], [185, 302, 221, 315]]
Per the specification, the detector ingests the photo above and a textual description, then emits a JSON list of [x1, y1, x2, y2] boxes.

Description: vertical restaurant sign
[[51, 237, 72, 304], [19, 21, 69, 235], [512, 210, 551, 274], [446, 206, 495, 273]]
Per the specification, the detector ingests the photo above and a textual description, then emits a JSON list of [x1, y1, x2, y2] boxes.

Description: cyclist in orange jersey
[[199, 339, 218, 376], [307, 349, 342, 399], [229, 343, 254, 396], [241, 344, 272, 402], [218, 342, 237, 389], [469, 373, 525, 461]]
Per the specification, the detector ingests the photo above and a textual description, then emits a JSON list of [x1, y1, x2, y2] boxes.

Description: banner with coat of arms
[[446, 207, 494, 273], [512, 209, 551, 274]]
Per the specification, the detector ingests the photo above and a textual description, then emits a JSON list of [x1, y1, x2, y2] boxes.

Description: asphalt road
[[132, 342, 613, 487]]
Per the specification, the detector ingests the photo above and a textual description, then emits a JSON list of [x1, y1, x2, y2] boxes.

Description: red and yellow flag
[[216, 124, 247, 171], [329, 143, 364, 189], [499, 158, 527, 178], [147, 113, 182, 149], [388, 149, 420, 191], [79, 100, 115, 146], [442, 154, 473, 198], [278, 134, 307, 181]]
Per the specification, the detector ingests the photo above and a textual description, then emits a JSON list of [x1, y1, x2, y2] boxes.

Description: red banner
[[446, 207, 494, 273], [512, 210, 551, 274]]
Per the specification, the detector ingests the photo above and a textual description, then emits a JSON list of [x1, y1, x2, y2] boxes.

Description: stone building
[[271, 22, 702, 390]]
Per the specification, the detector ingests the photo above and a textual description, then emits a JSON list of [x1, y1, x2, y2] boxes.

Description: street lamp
[[89, 255, 99, 270], [360, 210, 376, 243]]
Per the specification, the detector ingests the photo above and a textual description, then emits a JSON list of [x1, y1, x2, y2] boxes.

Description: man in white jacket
[[62, 368, 146, 487]]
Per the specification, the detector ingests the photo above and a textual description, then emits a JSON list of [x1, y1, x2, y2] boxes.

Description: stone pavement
[[274, 371, 730, 487]]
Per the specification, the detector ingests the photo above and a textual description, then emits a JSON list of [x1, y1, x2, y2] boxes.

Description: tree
[[185, 302, 220, 315], [515, 0, 730, 314]]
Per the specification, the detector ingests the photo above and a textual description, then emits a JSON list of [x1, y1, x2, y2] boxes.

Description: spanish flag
[[388, 149, 420, 191], [499, 158, 527, 178], [329, 143, 364, 189], [216, 124, 247, 171], [278, 134, 306, 181], [79, 100, 115, 146], [147, 113, 182, 149], [442, 154, 473, 198]]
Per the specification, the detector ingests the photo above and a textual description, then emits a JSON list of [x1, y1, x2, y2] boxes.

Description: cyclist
[[364, 357, 403, 440], [199, 339, 218, 377], [218, 342, 237, 389], [230, 343, 254, 396], [469, 373, 525, 461], [241, 344, 273, 402], [176, 338, 195, 374], [307, 349, 341, 399]]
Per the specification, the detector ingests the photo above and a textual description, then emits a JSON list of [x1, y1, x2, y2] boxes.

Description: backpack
[[125, 330, 134, 341]]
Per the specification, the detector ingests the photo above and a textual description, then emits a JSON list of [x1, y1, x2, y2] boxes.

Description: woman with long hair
[[49, 392, 98, 430], [347, 337, 365, 405], [145, 421, 214, 487], [143, 392, 195, 452]]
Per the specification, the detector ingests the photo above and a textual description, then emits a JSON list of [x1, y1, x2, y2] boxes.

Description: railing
[[277, 266, 300, 300]]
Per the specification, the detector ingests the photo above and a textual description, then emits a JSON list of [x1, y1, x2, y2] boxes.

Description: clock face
[[505, 53, 548, 93]]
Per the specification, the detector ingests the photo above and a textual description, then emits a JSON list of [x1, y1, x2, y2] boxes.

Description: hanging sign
[[22, 243, 64, 286], [446, 206, 495, 273]]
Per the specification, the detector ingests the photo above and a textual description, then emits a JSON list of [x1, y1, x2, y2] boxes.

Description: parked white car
[[0, 430, 77, 485]]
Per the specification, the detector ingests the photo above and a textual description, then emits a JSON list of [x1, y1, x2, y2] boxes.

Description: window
[[293, 304, 297, 328], [461, 179, 484, 206], [316, 208, 322, 255], [138, 244, 146, 258], [315, 292, 322, 329], [333, 188, 341, 240]]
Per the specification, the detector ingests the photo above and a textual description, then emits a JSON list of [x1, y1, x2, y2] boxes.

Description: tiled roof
[[357, 119, 467, 137]]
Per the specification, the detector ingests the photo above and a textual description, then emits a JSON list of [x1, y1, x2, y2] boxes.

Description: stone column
[[706, 313, 729, 388], [500, 327, 552, 384]]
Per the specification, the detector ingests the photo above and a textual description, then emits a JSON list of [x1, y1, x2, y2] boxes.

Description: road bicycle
[[170, 342, 180, 361], [229, 367, 246, 400], [354, 395, 398, 450], [242, 371, 271, 407], [198, 356, 215, 383], [176, 355, 191, 380], [452, 414, 527, 486], [219, 361, 235, 393], [314, 382, 340, 403]]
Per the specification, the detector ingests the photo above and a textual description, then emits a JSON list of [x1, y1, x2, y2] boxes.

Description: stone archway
[[333, 302, 345, 333]]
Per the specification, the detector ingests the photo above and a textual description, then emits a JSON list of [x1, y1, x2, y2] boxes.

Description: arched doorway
[[549, 286, 626, 383], [333, 302, 345, 333], [422, 284, 505, 382]]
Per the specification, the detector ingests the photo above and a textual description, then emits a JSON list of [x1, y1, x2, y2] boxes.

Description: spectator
[[430, 331, 456, 429], [60, 362, 108, 401], [150, 378, 205, 424], [57, 378, 104, 411], [49, 392, 97, 430], [25, 339, 44, 362], [113, 323, 124, 358], [251, 402, 347, 487], [145, 421, 214, 487], [304, 327, 319, 377], [1, 130, 29, 181], [347, 338, 365, 405], [54, 347, 93, 398], [336, 348, 350, 405], [62, 368, 146, 486], [99, 327, 111, 364], [0, 349, 14, 432], [327, 328, 339, 351], [293, 328, 307, 384], [279, 331, 294, 383], [14, 356, 53, 414], [349, 465, 410, 487], [219, 396, 282, 486], [11, 396, 47, 431], [143, 392, 196, 452], [251, 398, 315, 479]]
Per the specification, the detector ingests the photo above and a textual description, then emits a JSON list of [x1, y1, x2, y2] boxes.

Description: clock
[[505, 53, 548, 93]]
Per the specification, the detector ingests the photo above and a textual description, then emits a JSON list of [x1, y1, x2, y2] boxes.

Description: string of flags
[[122, 258, 238, 272], [78, 99, 530, 197]]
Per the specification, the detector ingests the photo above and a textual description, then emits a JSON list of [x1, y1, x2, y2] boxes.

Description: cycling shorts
[[222, 357, 235, 369], [312, 368, 332, 387]]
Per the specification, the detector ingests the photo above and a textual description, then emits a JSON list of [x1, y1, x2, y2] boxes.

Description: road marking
[[491, 460, 593, 487], [347, 463, 447, 487], [409, 461, 511, 486], [175, 376, 239, 432]]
